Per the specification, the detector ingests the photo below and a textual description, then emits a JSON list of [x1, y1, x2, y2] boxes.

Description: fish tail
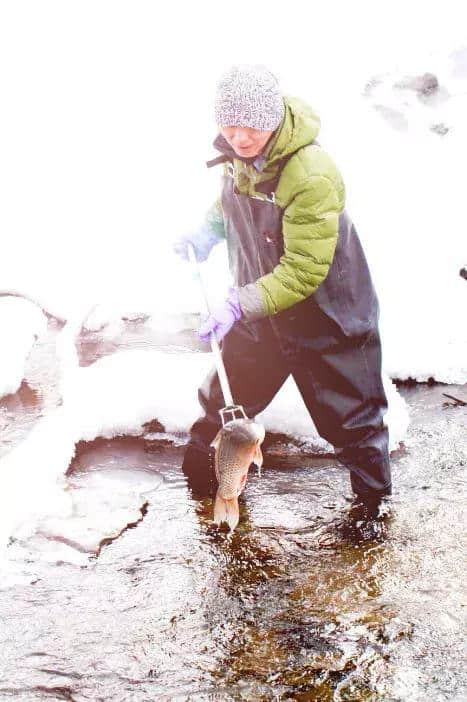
[[213, 494, 240, 531]]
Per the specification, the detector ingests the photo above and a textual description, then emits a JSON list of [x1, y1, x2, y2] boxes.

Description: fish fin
[[238, 471, 248, 493], [252, 443, 263, 477], [210, 429, 223, 451], [213, 494, 239, 531], [253, 443, 264, 469]]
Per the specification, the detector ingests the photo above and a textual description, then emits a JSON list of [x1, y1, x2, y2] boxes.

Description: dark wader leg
[[291, 327, 391, 503], [182, 320, 290, 496]]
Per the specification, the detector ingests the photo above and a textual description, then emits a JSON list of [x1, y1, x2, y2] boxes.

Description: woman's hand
[[198, 288, 242, 343]]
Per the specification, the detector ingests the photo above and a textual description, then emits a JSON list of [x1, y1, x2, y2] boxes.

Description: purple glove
[[199, 288, 242, 343]]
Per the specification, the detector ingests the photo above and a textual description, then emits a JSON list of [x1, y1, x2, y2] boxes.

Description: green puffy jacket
[[205, 95, 346, 319]]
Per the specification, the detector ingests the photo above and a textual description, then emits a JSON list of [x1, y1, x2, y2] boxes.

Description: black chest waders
[[182, 141, 392, 503]]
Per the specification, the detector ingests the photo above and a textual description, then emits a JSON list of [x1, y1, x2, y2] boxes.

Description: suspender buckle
[[251, 191, 276, 204]]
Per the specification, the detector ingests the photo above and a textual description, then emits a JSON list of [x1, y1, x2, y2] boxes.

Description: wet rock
[[378, 617, 414, 644], [362, 75, 384, 97], [430, 122, 450, 136], [142, 417, 165, 434], [262, 432, 333, 467], [121, 312, 150, 323], [394, 72, 439, 96], [364, 63, 454, 137], [273, 621, 330, 656]]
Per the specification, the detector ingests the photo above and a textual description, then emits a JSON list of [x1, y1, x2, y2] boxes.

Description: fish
[[210, 418, 265, 531]]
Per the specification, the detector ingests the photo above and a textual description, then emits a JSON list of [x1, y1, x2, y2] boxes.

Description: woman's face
[[219, 125, 274, 158]]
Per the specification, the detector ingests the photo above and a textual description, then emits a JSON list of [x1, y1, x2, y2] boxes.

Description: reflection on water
[[0, 322, 62, 458], [184, 472, 399, 700], [0, 323, 465, 700]]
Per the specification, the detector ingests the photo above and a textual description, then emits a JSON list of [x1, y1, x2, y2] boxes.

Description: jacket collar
[[212, 132, 276, 173]]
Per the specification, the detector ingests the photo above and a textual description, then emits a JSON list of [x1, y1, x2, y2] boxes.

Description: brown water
[[0, 320, 466, 701]]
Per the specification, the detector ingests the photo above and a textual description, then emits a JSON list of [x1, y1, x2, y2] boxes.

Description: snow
[[322, 90, 467, 385], [0, 407, 74, 549], [259, 372, 409, 455], [58, 321, 411, 452], [0, 2, 465, 555], [0, 3, 464, 383], [0, 307, 409, 555], [0, 297, 47, 399]]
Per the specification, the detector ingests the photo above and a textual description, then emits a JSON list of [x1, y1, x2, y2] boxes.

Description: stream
[[0, 319, 465, 701]]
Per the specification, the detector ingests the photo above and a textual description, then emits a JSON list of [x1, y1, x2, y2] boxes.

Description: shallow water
[[0, 320, 466, 700]]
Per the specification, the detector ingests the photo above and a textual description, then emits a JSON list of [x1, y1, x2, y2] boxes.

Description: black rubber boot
[[348, 491, 390, 520], [339, 493, 392, 543]]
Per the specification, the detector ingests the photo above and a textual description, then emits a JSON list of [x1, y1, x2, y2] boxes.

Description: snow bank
[[318, 50, 467, 384], [0, 309, 409, 553], [0, 297, 47, 398], [0, 407, 74, 548], [259, 373, 409, 455], [56, 324, 408, 453]]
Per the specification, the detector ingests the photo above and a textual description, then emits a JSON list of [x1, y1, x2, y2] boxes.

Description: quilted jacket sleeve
[[204, 196, 225, 239], [238, 175, 341, 319]]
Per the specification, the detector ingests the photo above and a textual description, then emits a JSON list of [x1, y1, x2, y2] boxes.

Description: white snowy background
[[0, 1, 465, 556]]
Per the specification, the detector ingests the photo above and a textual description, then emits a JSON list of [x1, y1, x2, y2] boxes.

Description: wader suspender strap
[[206, 140, 317, 201], [206, 154, 232, 169]]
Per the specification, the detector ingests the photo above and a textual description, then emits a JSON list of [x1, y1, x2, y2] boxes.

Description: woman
[[175, 65, 391, 520]]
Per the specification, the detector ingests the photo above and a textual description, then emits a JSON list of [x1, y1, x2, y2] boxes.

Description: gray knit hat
[[215, 64, 285, 131]]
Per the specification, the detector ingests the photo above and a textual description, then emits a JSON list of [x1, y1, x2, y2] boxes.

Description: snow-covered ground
[[0, 2, 465, 554], [0, 297, 47, 397], [0, 298, 409, 554]]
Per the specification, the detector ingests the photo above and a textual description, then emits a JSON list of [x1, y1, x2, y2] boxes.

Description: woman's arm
[[238, 175, 342, 319]]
